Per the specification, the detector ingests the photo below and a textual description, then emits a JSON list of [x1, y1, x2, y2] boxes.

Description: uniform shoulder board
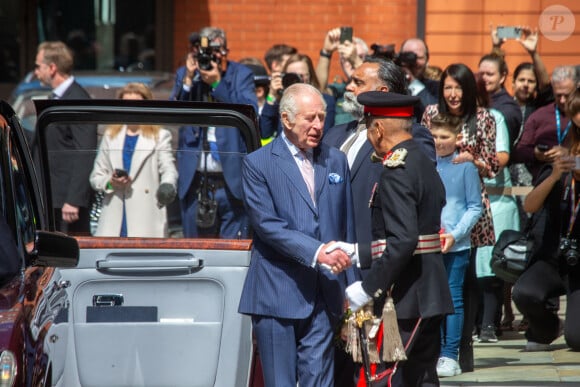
[[383, 148, 408, 168]]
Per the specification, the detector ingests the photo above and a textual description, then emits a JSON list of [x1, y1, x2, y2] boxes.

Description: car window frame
[[33, 98, 260, 234], [0, 101, 46, 266]]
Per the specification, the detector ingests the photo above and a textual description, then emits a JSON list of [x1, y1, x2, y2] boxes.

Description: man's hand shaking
[[317, 241, 353, 274]]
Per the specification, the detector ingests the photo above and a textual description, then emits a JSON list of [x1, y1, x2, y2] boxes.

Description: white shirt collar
[[52, 76, 75, 99], [281, 131, 313, 159]]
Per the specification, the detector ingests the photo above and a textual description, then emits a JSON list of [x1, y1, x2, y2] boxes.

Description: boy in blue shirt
[[431, 113, 483, 377]]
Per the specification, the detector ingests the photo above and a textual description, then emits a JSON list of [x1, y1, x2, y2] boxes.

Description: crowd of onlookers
[[32, 23, 579, 386]]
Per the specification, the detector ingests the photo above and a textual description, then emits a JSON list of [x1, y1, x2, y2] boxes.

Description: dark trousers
[[512, 260, 580, 349], [54, 207, 91, 235], [334, 348, 355, 387], [477, 276, 504, 330], [459, 248, 478, 372]]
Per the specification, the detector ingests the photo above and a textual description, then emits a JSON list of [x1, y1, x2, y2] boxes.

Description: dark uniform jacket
[[362, 138, 453, 319], [322, 120, 436, 273]]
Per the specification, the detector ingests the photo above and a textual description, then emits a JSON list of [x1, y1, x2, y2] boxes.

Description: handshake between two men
[[317, 241, 359, 274], [317, 241, 372, 313]]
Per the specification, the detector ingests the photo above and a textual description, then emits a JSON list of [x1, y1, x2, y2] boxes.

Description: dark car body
[[0, 101, 79, 386]]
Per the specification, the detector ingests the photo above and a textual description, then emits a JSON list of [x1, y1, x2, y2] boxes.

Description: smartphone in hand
[[497, 26, 522, 40], [340, 26, 353, 43], [536, 144, 550, 152], [114, 168, 128, 178]]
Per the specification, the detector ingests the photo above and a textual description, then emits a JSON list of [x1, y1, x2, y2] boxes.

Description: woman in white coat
[[90, 83, 178, 237]]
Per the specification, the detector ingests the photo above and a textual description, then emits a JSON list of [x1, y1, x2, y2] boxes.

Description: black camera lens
[[566, 251, 579, 266], [282, 72, 303, 89], [197, 53, 213, 71], [395, 51, 418, 68]]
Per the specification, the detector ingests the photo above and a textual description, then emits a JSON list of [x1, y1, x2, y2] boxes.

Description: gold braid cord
[[344, 303, 380, 363]]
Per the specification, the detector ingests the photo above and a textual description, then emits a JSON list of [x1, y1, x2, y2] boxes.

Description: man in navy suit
[[238, 83, 356, 386], [34, 41, 96, 235], [171, 27, 258, 238], [323, 57, 435, 272]]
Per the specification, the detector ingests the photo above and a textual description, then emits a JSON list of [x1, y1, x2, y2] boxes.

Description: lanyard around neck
[[556, 106, 571, 145]]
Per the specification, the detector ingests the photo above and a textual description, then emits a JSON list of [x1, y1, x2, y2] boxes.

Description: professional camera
[[281, 73, 302, 89], [253, 75, 271, 86], [370, 43, 396, 61], [196, 36, 222, 71], [369, 44, 418, 69], [394, 51, 418, 69], [559, 237, 579, 266]]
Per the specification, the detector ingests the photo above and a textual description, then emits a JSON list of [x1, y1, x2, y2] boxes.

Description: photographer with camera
[[399, 38, 439, 120], [170, 27, 258, 238], [512, 88, 580, 352]]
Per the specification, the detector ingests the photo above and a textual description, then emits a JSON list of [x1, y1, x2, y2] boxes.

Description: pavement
[[441, 298, 580, 386]]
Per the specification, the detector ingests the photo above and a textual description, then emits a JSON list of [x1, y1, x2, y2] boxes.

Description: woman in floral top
[[422, 63, 499, 372], [422, 63, 499, 247]]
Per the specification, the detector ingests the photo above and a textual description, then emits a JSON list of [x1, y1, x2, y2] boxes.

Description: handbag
[[491, 208, 544, 283], [491, 229, 534, 283]]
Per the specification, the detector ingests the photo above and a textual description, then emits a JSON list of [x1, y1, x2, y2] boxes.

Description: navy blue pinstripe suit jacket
[[238, 136, 356, 319]]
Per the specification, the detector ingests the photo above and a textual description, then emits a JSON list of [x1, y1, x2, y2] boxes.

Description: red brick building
[[1, 0, 577, 99], [173, 0, 578, 90]]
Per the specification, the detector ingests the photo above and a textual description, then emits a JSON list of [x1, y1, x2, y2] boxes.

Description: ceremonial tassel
[[381, 296, 407, 362], [345, 316, 361, 363]]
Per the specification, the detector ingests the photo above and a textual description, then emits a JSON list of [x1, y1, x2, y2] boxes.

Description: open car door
[[34, 99, 261, 387]]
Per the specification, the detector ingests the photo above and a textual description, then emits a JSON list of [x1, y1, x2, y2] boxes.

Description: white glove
[[345, 281, 372, 312], [325, 242, 359, 267]]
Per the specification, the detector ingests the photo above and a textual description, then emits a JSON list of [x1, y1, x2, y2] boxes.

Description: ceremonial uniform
[[346, 91, 453, 387]]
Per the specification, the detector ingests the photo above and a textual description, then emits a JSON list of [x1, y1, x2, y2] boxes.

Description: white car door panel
[[34, 100, 260, 387]]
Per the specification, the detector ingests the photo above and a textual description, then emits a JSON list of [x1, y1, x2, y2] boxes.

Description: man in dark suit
[[34, 41, 96, 235], [345, 91, 453, 387], [238, 83, 356, 386], [170, 27, 258, 238], [323, 57, 435, 272]]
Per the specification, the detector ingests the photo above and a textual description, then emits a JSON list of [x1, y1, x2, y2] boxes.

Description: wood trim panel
[[75, 237, 253, 251]]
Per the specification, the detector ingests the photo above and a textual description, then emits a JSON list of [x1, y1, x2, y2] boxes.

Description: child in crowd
[[431, 113, 483, 377]]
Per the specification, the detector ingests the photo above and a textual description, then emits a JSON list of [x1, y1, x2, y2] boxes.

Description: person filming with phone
[[512, 65, 578, 180]]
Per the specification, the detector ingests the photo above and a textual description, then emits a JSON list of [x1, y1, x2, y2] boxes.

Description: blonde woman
[[90, 83, 178, 237]]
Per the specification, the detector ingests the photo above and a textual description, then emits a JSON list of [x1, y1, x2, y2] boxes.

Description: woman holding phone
[[89, 83, 178, 237], [512, 88, 580, 351]]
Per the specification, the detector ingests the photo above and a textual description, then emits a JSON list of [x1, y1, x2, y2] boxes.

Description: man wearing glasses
[[34, 41, 96, 235]]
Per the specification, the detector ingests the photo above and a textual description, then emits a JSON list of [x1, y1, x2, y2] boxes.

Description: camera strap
[[199, 127, 214, 198], [566, 178, 580, 236]]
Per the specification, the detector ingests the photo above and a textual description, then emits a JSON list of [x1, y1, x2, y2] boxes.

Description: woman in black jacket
[[512, 88, 580, 351]]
